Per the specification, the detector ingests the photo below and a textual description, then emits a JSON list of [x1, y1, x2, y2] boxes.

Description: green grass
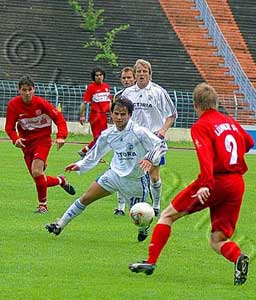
[[0, 135, 255, 300]]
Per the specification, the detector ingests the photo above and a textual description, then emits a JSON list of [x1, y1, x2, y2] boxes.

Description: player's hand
[[192, 187, 210, 205], [15, 138, 26, 148], [65, 163, 80, 172], [80, 116, 85, 125], [139, 159, 152, 172], [55, 138, 65, 151]]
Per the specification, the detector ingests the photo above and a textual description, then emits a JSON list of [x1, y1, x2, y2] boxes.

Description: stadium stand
[[0, 0, 255, 125], [0, 0, 203, 90], [159, 0, 256, 124], [228, 0, 256, 65]]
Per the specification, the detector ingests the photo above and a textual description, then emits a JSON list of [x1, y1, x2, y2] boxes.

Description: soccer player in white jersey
[[46, 96, 167, 242], [122, 59, 177, 216], [113, 66, 136, 216]]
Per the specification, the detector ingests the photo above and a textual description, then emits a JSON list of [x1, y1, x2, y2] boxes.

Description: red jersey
[[5, 95, 68, 144], [191, 109, 254, 191], [83, 82, 111, 113]]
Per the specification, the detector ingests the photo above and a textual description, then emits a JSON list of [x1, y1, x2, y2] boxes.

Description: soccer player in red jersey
[[5, 75, 76, 213], [129, 82, 254, 286], [79, 67, 111, 157]]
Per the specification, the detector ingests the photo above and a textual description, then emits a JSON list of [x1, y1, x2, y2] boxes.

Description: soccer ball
[[129, 202, 155, 227]]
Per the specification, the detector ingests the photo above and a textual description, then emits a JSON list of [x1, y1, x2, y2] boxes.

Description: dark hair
[[111, 95, 134, 115], [18, 75, 34, 89], [91, 66, 106, 81]]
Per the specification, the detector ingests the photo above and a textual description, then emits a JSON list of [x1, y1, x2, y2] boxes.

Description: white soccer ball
[[129, 202, 155, 227]]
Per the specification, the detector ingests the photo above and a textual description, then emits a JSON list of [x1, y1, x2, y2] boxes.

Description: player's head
[[18, 75, 35, 104], [120, 66, 135, 88], [91, 66, 106, 83], [111, 95, 134, 115], [134, 59, 152, 88], [111, 95, 134, 130], [18, 75, 35, 89], [193, 82, 218, 113]]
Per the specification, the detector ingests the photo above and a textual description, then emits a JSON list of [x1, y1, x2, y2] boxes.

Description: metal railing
[[194, 0, 256, 113], [1, 80, 248, 128]]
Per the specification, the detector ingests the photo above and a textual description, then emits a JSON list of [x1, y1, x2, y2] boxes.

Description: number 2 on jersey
[[225, 134, 238, 165]]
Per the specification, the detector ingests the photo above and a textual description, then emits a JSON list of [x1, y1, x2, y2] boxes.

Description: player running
[[129, 82, 254, 286], [5, 75, 76, 213]]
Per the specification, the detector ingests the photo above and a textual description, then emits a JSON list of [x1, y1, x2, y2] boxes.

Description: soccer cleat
[[45, 223, 62, 236], [78, 150, 87, 158], [58, 175, 76, 195], [113, 208, 125, 216], [137, 225, 150, 242], [153, 208, 160, 217], [234, 254, 249, 286], [34, 205, 48, 213], [128, 261, 156, 275]]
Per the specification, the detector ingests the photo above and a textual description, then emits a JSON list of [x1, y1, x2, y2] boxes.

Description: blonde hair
[[134, 59, 152, 78], [193, 82, 218, 110]]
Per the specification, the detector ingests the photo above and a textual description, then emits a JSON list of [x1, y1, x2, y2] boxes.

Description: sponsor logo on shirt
[[18, 113, 52, 130], [116, 151, 137, 159], [133, 102, 153, 108]]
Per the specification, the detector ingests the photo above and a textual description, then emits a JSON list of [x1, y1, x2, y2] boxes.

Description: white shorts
[[96, 169, 148, 209]]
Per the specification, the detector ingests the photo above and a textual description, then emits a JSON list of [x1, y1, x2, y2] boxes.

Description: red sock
[[34, 175, 47, 204], [147, 223, 171, 264], [220, 241, 241, 263], [46, 176, 60, 187]]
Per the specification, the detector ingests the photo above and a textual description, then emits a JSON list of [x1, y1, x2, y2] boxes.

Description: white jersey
[[122, 81, 177, 132], [76, 119, 167, 178]]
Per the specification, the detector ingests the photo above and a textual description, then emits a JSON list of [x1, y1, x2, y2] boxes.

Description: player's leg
[[209, 174, 248, 285], [114, 191, 126, 215], [129, 180, 201, 274], [148, 165, 162, 217], [46, 169, 116, 235], [31, 158, 48, 213], [46, 181, 111, 235], [46, 175, 76, 195], [129, 202, 186, 274]]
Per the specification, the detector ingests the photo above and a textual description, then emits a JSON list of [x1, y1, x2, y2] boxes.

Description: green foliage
[[69, 0, 104, 32], [84, 24, 130, 67], [1, 138, 256, 299], [68, 0, 130, 67]]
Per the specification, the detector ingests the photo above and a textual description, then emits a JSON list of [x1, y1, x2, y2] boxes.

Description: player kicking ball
[[45, 96, 167, 241], [129, 83, 254, 286]]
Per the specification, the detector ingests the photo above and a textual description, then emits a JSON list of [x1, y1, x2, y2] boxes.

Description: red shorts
[[172, 173, 245, 238], [22, 136, 52, 172], [89, 111, 108, 139]]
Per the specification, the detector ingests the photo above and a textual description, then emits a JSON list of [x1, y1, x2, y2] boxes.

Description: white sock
[[117, 192, 126, 211], [150, 179, 162, 209], [57, 199, 86, 228]]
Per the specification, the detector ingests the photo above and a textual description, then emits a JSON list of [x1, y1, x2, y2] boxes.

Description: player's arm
[[4, 104, 23, 145], [74, 133, 111, 174], [191, 124, 215, 191], [80, 102, 86, 125], [235, 121, 255, 152], [140, 128, 168, 165], [43, 101, 68, 150], [80, 85, 92, 125], [157, 115, 176, 138]]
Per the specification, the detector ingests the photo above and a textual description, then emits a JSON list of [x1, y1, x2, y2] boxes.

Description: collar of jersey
[[135, 81, 151, 91]]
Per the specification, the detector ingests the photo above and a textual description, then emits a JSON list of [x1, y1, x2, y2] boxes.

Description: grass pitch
[[0, 133, 255, 300]]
